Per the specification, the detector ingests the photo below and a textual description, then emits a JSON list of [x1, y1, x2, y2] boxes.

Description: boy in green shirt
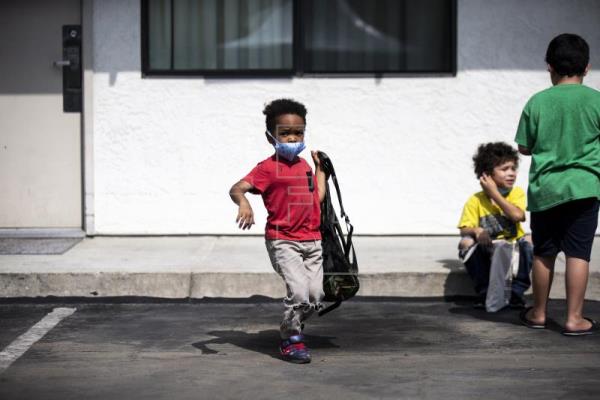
[[515, 33, 600, 336]]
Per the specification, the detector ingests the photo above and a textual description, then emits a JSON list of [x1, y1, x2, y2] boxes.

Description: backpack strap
[[318, 151, 347, 219], [318, 151, 355, 258], [318, 300, 342, 317]]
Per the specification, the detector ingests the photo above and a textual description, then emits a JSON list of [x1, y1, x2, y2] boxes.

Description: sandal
[[562, 317, 598, 336], [519, 306, 546, 329]]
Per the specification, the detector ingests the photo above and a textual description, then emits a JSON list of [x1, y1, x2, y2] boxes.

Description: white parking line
[[0, 307, 76, 373]]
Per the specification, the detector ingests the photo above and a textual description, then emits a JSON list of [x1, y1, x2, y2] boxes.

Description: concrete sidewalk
[[1, 236, 599, 299]]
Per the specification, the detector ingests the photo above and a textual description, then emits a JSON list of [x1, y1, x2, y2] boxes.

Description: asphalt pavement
[[1, 298, 599, 400]]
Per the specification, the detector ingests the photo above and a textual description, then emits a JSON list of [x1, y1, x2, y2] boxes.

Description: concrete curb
[[2, 237, 600, 300], [2, 271, 599, 300]]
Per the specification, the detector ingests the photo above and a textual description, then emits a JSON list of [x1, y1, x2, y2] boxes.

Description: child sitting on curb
[[458, 142, 533, 311]]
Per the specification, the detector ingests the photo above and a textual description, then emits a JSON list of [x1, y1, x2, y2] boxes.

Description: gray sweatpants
[[265, 239, 324, 339]]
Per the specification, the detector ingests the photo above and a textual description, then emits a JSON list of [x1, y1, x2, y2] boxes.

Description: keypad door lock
[[56, 25, 82, 112]]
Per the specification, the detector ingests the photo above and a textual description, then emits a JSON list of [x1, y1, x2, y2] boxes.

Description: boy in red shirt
[[229, 99, 326, 363]]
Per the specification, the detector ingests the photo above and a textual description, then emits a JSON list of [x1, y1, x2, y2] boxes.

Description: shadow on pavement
[[437, 256, 570, 333], [437, 258, 474, 298], [192, 330, 340, 359], [444, 298, 600, 334]]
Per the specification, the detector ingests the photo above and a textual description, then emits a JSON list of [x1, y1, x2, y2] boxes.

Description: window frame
[[141, 0, 457, 77]]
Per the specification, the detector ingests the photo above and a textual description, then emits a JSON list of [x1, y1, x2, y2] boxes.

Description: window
[[142, 0, 456, 76]]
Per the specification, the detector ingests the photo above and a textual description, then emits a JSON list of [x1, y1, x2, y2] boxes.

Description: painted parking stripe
[[0, 307, 76, 373]]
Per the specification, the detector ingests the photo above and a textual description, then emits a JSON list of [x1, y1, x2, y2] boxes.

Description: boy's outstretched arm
[[480, 174, 525, 223], [229, 180, 255, 230], [311, 151, 326, 203]]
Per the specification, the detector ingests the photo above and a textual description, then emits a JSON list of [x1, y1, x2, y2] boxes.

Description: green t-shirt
[[515, 83, 600, 212]]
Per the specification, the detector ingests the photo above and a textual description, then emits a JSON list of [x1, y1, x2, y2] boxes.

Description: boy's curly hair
[[263, 98, 307, 133], [545, 33, 589, 77], [473, 142, 519, 178]]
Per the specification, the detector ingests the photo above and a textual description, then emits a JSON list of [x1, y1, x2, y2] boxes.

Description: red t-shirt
[[243, 155, 321, 241]]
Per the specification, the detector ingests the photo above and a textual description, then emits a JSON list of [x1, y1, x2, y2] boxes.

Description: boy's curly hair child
[[458, 142, 533, 311], [229, 98, 326, 363]]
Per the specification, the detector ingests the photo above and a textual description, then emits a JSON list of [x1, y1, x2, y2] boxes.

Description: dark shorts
[[530, 198, 599, 261]]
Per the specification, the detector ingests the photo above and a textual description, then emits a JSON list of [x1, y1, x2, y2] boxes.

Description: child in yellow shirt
[[458, 142, 533, 310]]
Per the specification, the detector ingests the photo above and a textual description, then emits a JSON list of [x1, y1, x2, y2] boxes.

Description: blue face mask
[[266, 130, 306, 161], [499, 187, 512, 196]]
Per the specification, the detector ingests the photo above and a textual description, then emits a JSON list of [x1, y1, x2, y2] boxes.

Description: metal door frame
[[82, 0, 94, 236]]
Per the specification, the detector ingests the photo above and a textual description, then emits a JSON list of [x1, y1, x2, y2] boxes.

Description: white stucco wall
[[91, 0, 600, 235]]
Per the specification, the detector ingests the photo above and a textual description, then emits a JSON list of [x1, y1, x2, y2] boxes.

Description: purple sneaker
[[279, 335, 311, 364]]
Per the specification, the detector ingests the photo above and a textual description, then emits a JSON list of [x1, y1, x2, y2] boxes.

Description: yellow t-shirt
[[458, 187, 526, 241]]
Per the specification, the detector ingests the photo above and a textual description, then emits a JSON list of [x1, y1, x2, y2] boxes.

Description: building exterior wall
[[91, 0, 600, 234]]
